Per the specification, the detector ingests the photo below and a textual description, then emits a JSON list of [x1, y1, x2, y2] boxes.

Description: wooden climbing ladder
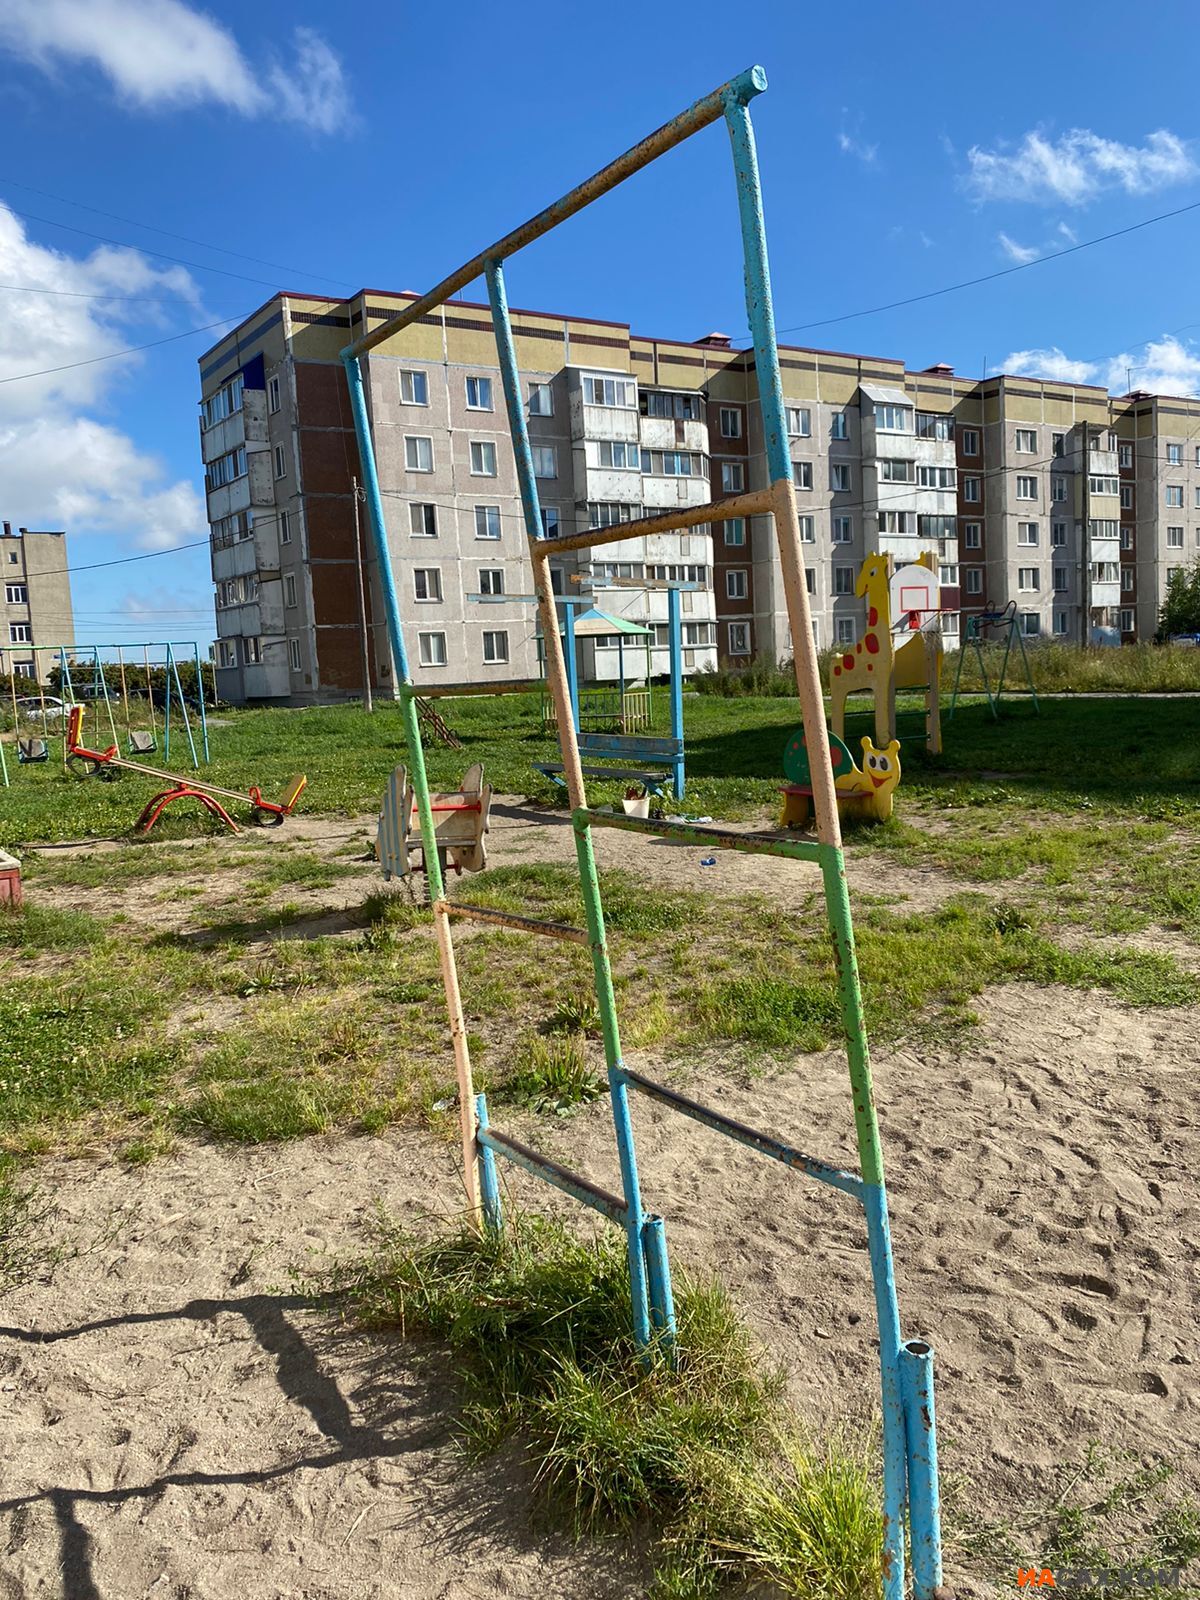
[[342, 67, 943, 1600]]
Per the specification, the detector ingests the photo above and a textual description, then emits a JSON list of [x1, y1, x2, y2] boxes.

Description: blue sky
[[3, 0, 1200, 644]]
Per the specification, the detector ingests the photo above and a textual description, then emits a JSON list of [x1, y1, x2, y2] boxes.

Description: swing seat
[[17, 738, 48, 764], [129, 731, 156, 755]]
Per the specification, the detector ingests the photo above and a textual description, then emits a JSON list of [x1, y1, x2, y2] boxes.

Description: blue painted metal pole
[[341, 352, 445, 901], [564, 598, 580, 734], [667, 585, 684, 797], [168, 644, 200, 770], [862, 1183, 909, 1600], [900, 1339, 944, 1599], [162, 643, 172, 764], [474, 1093, 504, 1235], [485, 256, 657, 1352], [194, 641, 210, 762], [642, 1215, 676, 1354]]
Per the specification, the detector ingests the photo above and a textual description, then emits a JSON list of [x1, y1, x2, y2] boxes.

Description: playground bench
[[536, 731, 684, 798]]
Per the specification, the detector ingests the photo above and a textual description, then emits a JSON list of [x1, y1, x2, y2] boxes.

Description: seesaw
[[66, 706, 306, 835]]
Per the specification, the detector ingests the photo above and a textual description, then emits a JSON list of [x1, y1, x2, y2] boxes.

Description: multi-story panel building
[[0, 522, 74, 683], [197, 294, 1200, 704]]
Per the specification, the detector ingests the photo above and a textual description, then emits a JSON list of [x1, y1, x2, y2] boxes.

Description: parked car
[[14, 695, 67, 722]]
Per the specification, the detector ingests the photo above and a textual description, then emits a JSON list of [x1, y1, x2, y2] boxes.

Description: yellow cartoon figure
[[779, 729, 902, 828]]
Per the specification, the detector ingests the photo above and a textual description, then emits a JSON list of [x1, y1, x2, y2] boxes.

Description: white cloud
[[966, 127, 1195, 205], [837, 110, 877, 167], [0, 204, 210, 550], [997, 232, 1041, 265], [0, 0, 351, 132], [997, 335, 1200, 395]]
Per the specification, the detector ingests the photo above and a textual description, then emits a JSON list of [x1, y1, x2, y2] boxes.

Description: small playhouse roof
[[566, 607, 653, 638]]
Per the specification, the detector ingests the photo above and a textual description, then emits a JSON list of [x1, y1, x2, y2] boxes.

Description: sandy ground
[[4, 805, 1199, 1597]]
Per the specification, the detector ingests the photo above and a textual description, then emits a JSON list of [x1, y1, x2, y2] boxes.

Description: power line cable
[[0, 281, 204, 304], [0, 313, 244, 384], [0, 178, 355, 290]]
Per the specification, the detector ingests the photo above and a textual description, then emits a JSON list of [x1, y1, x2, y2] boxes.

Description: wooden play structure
[[66, 706, 305, 834], [780, 729, 901, 829], [341, 65, 944, 1597], [831, 553, 943, 755], [377, 762, 492, 879]]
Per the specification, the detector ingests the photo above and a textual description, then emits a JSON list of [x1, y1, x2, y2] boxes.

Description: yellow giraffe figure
[[829, 551, 943, 754]]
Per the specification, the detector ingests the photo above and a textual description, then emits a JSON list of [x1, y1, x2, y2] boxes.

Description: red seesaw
[[66, 706, 307, 835]]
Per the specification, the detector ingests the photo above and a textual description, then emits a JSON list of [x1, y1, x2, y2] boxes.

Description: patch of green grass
[[243, 851, 349, 898], [504, 1035, 607, 1115], [693, 972, 841, 1052], [545, 993, 602, 1037], [325, 1212, 882, 1598], [0, 901, 106, 951]]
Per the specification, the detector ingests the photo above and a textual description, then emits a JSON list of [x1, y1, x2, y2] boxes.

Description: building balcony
[[205, 451, 275, 523], [569, 394, 640, 443], [1091, 581, 1121, 608], [638, 416, 707, 453], [641, 474, 710, 511], [199, 391, 268, 465]]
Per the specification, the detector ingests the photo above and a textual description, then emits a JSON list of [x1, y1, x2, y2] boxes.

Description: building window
[[831, 463, 851, 493], [474, 504, 501, 540], [836, 617, 856, 645], [1119, 608, 1134, 632], [650, 450, 701, 477], [724, 518, 746, 547], [1018, 567, 1040, 591], [833, 565, 855, 596], [804, 568, 815, 595], [1054, 611, 1068, 636], [1167, 526, 1185, 548], [284, 573, 297, 607], [400, 370, 429, 405], [5, 583, 27, 603], [942, 612, 960, 637], [466, 375, 493, 411], [719, 407, 742, 438], [961, 428, 979, 456], [479, 568, 504, 596], [721, 461, 745, 493], [727, 621, 750, 656], [414, 568, 442, 602], [482, 630, 508, 664], [965, 568, 983, 595], [218, 641, 237, 668], [832, 516, 852, 544], [880, 459, 914, 483], [273, 443, 286, 480], [1051, 475, 1067, 502], [916, 412, 952, 440], [596, 441, 638, 470], [1053, 566, 1068, 592], [878, 510, 914, 534], [9, 622, 31, 643], [589, 502, 635, 528], [726, 569, 748, 600], [268, 374, 281, 413], [1089, 476, 1119, 496], [1015, 428, 1037, 452], [918, 465, 956, 489], [1019, 612, 1041, 637], [409, 502, 437, 537], [1119, 443, 1133, 468], [1051, 522, 1067, 547], [418, 631, 447, 667], [470, 440, 497, 476], [1167, 442, 1182, 464], [876, 403, 913, 433], [786, 406, 811, 437], [1120, 484, 1134, 510], [528, 381, 553, 416], [1167, 484, 1184, 507], [830, 412, 848, 440], [939, 563, 958, 586], [1052, 432, 1066, 457], [963, 522, 981, 549], [793, 461, 813, 491], [1016, 475, 1038, 500], [1121, 567, 1134, 592], [243, 636, 262, 665], [532, 445, 557, 479], [540, 506, 560, 538], [1121, 526, 1134, 550], [963, 476, 981, 503], [405, 436, 433, 472], [1017, 522, 1039, 546], [279, 509, 291, 544], [587, 375, 637, 408], [798, 515, 815, 543], [288, 637, 302, 672]]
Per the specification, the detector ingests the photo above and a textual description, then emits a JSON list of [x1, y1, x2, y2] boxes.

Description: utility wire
[[0, 178, 355, 290], [0, 281, 204, 304], [0, 313, 244, 384]]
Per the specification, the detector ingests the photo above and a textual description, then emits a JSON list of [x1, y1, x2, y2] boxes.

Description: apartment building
[[197, 292, 1192, 704], [0, 522, 75, 684]]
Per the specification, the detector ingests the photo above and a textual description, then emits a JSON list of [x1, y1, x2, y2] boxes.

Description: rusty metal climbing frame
[[341, 65, 943, 1599]]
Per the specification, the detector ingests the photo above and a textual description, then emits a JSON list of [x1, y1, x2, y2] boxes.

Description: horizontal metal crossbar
[[438, 899, 590, 944], [619, 1067, 864, 1198], [343, 66, 766, 362], [542, 488, 775, 557], [576, 807, 827, 864], [478, 1127, 628, 1222]]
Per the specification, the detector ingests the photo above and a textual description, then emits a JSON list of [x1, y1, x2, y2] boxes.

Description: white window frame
[[1019, 612, 1041, 637], [721, 461, 745, 493], [786, 406, 811, 438], [832, 515, 852, 544], [284, 573, 297, 608], [400, 369, 429, 406], [418, 630, 447, 668], [288, 637, 302, 672], [267, 374, 281, 414], [1017, 522, 1039, 546], [540, 506, 560, 539], [725, 569, 748, 600], [479, 567, 504, 597], [961, 428, 979, 456], [465, 375, 493, 411], [1018, 567, 1040, 592], [1051, 522, 1067, 547], [724, 518, 746, 547], [963, 522, 981, 549], [273, 443, 287, 480], [1015, 428, 1037, 453], [833, 564, 855, 596], [1166, 485, 1184, 507], [527, 381, 553, 416], [965, 568, 983, 595], [1016, 475, 1038, 501], [279, 509, 291, 544], [5, 583, 27, 604], [793, 461, 813, 491], [405, 435, 433, 473], [482, 629, 509, 664], [409, 502, 437, 538], [798, 515, 815, 543], [836, 616, 856, 645], [474, 504, 501, 540], [831, 463, 851, 493], [726, 621, 750, 656], [532, 445, 558, 479], [414, 568, 442, 602], [9, 622, 31, 643], [719, 406, 743, 439], [963, 476, 981, 503], [1167, 526, 1185, 549], [830, 412, 848, 441], [470, 440, 497, 477]]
